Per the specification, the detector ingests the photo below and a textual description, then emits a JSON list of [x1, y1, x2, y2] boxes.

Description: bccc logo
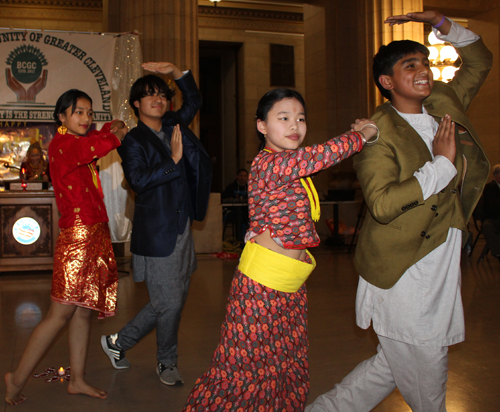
[[17, 61, 37, 70], [6, 45, 48, 102]]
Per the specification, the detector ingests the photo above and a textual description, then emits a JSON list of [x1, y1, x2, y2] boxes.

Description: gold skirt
[[51, 220, 118, 318]]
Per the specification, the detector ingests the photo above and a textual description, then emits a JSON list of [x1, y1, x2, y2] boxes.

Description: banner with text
[[0, 29, 115, 123]]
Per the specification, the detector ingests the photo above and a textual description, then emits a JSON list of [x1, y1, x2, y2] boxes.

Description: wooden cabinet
[[0, 191, 59, 272]]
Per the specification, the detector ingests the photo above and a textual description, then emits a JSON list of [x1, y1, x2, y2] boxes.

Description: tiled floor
[[1, 240, 500, 411]]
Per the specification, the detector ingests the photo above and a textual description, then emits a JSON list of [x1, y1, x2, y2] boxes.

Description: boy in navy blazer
[[101, 62, 211, 386]]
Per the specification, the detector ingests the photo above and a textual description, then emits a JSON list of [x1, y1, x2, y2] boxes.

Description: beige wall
[[198, 27, 305, 170], [0, 3, 102, 32], [468, 9, 500, 175]]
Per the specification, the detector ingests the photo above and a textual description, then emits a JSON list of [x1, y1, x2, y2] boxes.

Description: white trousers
[[306, 336, 449, 412]]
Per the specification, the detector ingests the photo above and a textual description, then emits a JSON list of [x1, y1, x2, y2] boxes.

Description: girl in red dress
[[183, 89, 378, 412], [5, 89, 127, 405]]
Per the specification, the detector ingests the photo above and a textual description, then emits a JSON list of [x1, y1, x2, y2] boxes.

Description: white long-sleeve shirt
[[355, 20, 479, 347]]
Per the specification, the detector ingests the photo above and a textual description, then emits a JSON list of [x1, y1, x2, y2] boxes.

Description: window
[[270, 44, 295, 87]]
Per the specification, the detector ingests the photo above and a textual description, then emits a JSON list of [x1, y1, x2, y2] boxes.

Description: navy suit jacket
[[118, 71, 212, 257]]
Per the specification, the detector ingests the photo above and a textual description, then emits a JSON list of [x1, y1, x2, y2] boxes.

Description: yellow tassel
[[300, 176, 321, 222], [263, 148, 321, 222], [88, 164, 99, 190]]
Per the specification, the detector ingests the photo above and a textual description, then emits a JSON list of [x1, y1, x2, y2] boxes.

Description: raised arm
[[53, 122, 122, 177], [384, 10, 451, 35], [257, 131, 364, 189], [142, 62, 202, 126], [386, 11, 493, 110]]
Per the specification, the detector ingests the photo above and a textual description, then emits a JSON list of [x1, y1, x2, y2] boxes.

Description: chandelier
[[427, 31, 459, 83]]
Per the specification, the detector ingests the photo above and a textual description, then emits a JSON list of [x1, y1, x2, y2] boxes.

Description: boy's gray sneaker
[[101, 334, 131, 370], [156, 363, 184, 386]]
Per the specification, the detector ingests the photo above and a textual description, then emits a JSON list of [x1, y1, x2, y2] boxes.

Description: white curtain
[[98, 33, 142, 243]]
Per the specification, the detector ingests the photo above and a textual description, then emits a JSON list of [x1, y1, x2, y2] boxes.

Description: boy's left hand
[[432, 114, 456, 163]]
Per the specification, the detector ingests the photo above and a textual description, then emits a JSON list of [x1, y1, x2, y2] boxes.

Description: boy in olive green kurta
[[307, 11, 492, 412]]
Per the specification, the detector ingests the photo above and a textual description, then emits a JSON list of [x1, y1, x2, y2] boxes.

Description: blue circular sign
[[12, 217, 41, 245]]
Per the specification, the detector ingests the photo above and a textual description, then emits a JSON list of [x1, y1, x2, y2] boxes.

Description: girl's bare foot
[[68, 379, 107, 399], [5, 372, 27, 406]]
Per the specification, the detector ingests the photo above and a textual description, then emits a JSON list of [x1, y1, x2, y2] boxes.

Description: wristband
[[359, 124, 379, 146], [433, 15, 446, 28]]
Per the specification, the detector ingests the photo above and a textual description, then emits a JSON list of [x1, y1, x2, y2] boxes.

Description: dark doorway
[[199, 41, 242, 193]]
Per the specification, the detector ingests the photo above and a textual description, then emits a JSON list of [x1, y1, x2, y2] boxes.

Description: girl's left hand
[[111, 120, 128, 141], [351, 118, 378, 141]]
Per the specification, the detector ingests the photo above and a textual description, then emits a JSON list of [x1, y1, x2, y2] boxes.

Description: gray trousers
[[117, 222, 197, 366], [306, 336, 448, 412]]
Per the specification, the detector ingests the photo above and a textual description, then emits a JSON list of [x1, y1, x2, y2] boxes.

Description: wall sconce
[[427, 31, 459, 83], [209, 0, 221, 6]]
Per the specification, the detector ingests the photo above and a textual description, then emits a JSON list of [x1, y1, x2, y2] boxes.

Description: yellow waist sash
[[238, 241, 316, 293]]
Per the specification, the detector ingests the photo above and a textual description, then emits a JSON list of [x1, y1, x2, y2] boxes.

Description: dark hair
[[129, 74, 176, 117], [373, 40, 430, 101], [255, 88, 307, 151], [53, 89, 93, 125], [236, 168, 248, 175]]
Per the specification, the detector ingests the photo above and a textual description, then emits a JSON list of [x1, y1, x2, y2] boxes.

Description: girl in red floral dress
[[5, 89, 127, 405], [183, 89, 378, 411]]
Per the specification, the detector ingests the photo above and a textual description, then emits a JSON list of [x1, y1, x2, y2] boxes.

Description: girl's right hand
[[171, 124, 183, 164]]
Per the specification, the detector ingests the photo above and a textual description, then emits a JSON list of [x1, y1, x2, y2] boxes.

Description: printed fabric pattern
[[183, 269, 309, 412], [247, 132, 363, 249], [51, 219, 118, 318]]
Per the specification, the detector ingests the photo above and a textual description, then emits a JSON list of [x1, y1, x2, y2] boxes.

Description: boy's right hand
[[385, 11, 442, 26], [171, 124, 183, 164], [432, 114, 456, 163], [142, 62, 183, 80]]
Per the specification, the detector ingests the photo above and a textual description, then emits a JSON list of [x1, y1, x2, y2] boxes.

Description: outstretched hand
[[110, 120, 128, 141], [350, 118, 378, 144], [142, 62, 183, 79], [171, 124, 183, 164], [432, 114, 456, 163], [384, 11, 451, 35], [384, 11, 444, 26]]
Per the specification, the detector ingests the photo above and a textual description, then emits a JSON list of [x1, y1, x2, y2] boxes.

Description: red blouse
[[49, 123, 121, 229], [246, 132, 364, 249]]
